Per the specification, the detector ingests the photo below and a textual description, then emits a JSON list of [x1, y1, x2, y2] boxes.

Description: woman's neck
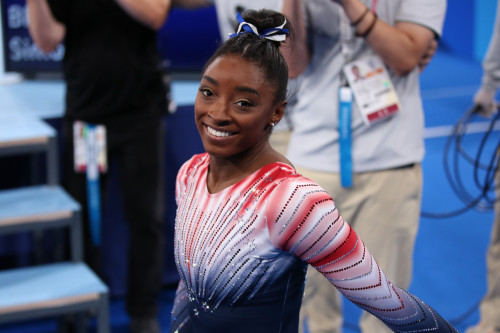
[[206, 143, 287, 194]]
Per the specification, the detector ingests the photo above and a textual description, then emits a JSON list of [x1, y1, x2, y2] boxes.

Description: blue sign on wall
[[1, 0, 63, 73], [1, 0, 219, 75]]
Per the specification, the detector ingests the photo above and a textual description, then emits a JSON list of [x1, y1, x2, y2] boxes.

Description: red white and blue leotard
[[170, 153, 456, 333]]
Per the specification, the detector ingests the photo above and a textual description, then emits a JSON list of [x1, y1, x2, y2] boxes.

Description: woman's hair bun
[[230, 9, 291, 47]]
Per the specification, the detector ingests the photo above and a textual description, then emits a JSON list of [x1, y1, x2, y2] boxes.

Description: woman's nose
[[208, 104, 231, 125]]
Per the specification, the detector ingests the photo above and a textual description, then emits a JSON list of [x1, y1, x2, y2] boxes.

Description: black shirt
[[48, 0, 167, 123]]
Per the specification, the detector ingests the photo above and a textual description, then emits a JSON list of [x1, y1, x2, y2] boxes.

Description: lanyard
[[338, 87, 353, 187], [85, 124, 102, 246], [339, 9, 355, 64], [339, 0, 378, 63], [338, 0, 377, 187]]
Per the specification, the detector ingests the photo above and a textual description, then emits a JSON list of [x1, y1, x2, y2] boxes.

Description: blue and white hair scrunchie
[[229, 12, 289, 42]]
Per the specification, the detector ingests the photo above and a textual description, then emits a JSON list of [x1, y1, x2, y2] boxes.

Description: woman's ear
[[271, 101, 287, 125]]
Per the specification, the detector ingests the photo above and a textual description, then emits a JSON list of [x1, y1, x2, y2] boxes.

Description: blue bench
[[0, 262, 109, 332]]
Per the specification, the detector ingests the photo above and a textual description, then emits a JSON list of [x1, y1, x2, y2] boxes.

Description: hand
[[473, 87, 498, 118], [418, 38, 437, 72]]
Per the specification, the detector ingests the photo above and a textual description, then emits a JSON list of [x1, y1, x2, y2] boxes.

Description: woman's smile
[[204, 124, 236, 138]]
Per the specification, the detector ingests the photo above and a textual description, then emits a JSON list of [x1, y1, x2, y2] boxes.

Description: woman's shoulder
[[176, 153, 209, 187], [265, 165, 337, 251], [179, 153, 209, 173], [270, 162, 320, 187], [265, 163, 330, 203]]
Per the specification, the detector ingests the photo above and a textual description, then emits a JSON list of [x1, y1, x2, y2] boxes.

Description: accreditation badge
[[343, 55, 401, 125], [73, 120, 107, 246], [73, 121, 108, 173]]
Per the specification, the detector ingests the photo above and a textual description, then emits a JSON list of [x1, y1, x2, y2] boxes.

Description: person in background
[[27, 1, 170, 332], [169, 8, 457, 333], [466, 1, 500, 332], [280, 0, 446, 332]]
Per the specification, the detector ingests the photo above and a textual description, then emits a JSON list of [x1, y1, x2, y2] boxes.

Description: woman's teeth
[[207, 126, 232, 137]]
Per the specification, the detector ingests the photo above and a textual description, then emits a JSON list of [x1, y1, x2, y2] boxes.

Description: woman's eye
[[236, 100, 253, 108], [200, 88, 213, 97]]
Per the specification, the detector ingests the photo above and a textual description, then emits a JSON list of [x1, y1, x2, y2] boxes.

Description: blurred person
[[168, 8, 457, 333], [27, 0, 171, 332], [280, 0, 446, 332], [466, 1, 500, 332]]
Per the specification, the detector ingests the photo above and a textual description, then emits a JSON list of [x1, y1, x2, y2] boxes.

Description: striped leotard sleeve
[[266, 177, 457, 332]]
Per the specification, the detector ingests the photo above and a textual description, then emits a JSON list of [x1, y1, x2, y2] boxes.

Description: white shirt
[[287, 0, 447, 173]]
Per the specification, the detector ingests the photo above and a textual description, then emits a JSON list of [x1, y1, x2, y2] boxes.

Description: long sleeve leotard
[[170, 153, 457, 333]]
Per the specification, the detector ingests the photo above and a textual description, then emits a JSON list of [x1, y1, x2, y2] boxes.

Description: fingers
[[418, 39, 438, 72], [475, 102, 497, 118], [473, 88, 498, 118]]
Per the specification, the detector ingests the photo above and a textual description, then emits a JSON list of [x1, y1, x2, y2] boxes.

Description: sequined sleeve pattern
[[266, 178, 457, 332]]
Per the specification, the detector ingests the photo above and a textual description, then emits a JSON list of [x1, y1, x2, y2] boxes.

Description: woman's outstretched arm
[[267, 177, 458, 332]]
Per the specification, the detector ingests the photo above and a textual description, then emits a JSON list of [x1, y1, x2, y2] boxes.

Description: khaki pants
[[298, 164, 422, 333], [479, 166, 500, 327]]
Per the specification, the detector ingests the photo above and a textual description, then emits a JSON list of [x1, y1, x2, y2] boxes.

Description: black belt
[[392, 163, 415, 170]]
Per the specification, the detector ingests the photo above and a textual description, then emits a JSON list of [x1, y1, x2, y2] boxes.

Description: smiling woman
[[194, 54, 286, 182], [169, 8, 458, 333]]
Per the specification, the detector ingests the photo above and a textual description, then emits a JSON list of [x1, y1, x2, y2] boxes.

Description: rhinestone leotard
[[170, 153, 456, 333]]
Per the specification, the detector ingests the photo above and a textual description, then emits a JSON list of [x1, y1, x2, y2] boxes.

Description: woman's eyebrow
[[202, 75, 260, 97], [201, 75, 218, 85], [235, 86, 260, 97]]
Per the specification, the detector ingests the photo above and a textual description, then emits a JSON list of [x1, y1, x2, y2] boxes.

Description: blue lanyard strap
[[85, 124, 102, 246], [339, 87, 353, 188]]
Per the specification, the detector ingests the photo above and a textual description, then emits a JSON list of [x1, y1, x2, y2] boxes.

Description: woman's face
[[194, 55, 285, 159]]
